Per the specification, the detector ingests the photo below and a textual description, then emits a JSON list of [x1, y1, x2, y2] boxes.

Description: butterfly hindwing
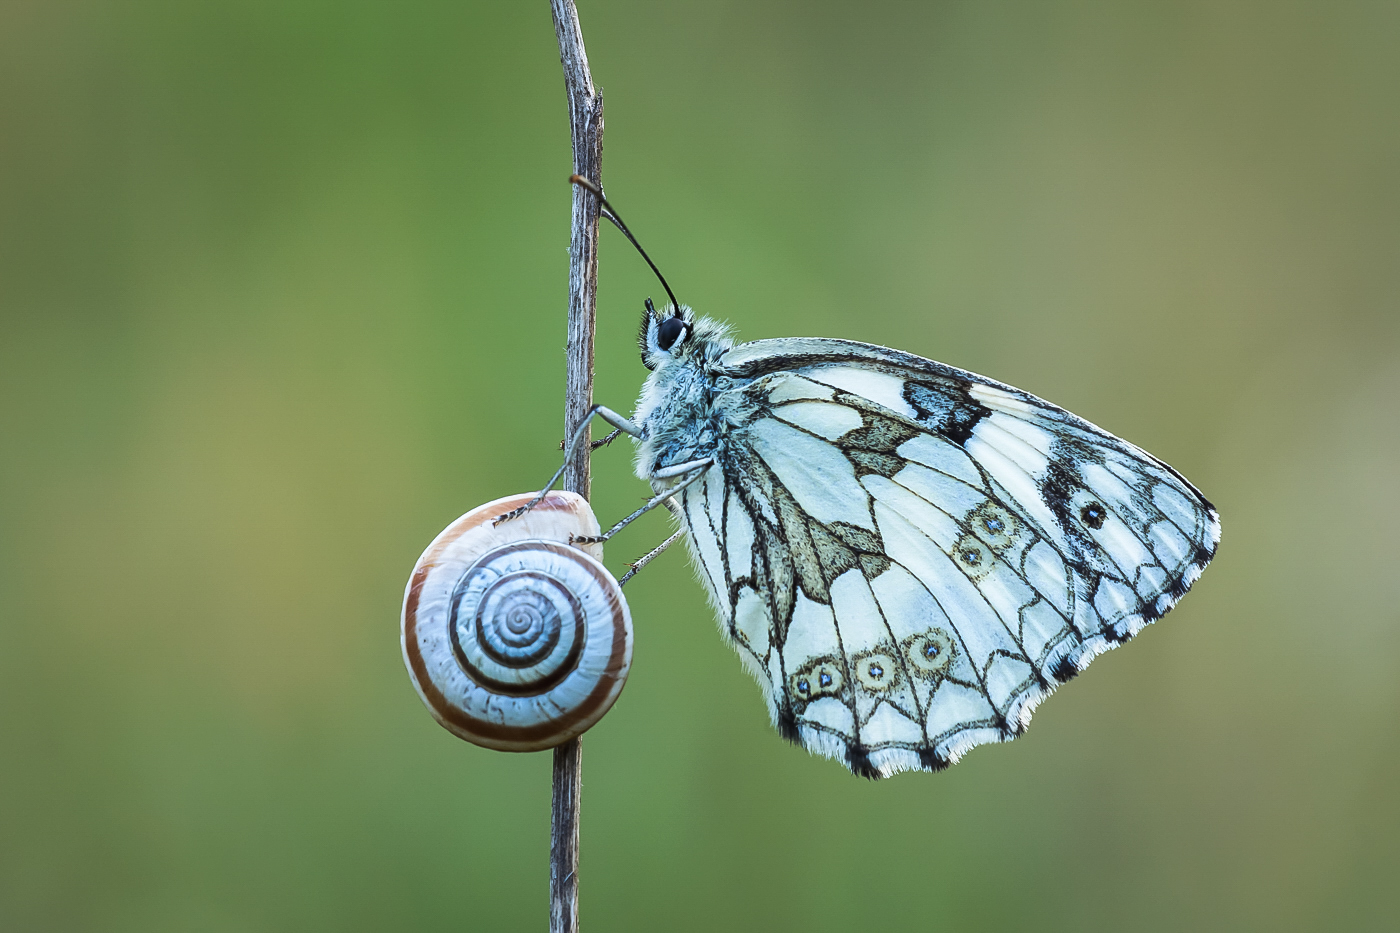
[[670, 338, 1219, 778]]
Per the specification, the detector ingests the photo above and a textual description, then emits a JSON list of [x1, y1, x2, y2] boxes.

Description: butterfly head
[[638, 298, 732, 370], [561, 178, 732, 370]]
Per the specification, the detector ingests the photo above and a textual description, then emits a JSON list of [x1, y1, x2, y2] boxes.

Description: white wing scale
[[663, 339, 1219, 778]]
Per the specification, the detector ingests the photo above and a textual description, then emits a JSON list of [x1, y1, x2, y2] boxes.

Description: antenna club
[[569, 174, 600, 197]]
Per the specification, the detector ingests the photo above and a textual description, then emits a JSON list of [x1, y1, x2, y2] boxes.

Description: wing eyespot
[[951, 534, 994, 581], [967, 502, 1022, 552], [905, 631, 955, 678], [787, 658, 845, 711], [852, 650, 901, 693]]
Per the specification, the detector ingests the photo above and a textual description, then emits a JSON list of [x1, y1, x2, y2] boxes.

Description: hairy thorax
[[633, 353, 748, 492]]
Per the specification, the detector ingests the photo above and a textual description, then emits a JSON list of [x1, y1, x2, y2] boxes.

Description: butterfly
[[505, 177, 1220, 779]]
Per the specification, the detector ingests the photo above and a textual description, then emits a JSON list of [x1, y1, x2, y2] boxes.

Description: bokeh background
[[3, 1, 1398, 930]]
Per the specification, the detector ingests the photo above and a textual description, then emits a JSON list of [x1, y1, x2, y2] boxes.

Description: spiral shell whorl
[[451, 546, 586, 696], [402, 492, 632, 752]]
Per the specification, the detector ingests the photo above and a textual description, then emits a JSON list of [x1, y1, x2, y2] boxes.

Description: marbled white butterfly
[[502, 177, 1220, 779]]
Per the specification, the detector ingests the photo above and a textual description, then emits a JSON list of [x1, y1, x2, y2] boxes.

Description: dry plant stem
[[550, 1, 602, 932]]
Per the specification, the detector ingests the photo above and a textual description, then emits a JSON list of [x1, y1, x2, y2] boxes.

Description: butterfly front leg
[[494, 404, 644, 526], [588, 428, 624, 450], [568, 459, 713, 545]]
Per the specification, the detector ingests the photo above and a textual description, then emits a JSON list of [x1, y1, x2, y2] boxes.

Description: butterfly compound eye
[[656, 315, 687, 352]]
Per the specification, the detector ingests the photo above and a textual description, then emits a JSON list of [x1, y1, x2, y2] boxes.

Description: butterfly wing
[[671, 338, 1219, 778]]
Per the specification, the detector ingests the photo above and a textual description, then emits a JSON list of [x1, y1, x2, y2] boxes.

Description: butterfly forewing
[[670, 338, 1219, 778]]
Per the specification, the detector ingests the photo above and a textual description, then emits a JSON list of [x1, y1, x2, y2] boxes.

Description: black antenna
[[569, 175, 682, 317]]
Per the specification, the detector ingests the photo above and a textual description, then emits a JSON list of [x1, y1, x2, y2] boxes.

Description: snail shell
[[401, 491, 632, 752]]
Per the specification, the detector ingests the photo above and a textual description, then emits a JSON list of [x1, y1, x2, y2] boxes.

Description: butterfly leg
[[618, 529, 685, 587], [494, 405, 643, 526], [558, 427, 624, 451], [569, 459, 712, 544], [589, 428, 624, 450]]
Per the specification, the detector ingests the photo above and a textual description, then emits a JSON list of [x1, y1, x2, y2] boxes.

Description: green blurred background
[[3, 1, 1398, 930]]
